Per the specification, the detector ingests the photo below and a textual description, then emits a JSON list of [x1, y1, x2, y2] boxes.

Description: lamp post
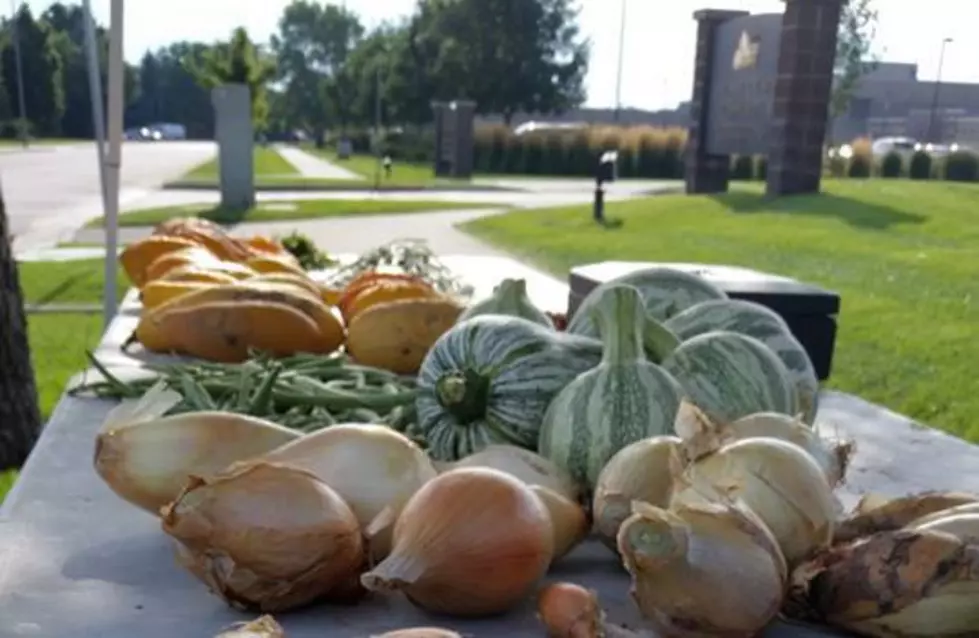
[[9, 0, 28, 148], [613, 0, 627, 123], [927, 37, 953, 144]]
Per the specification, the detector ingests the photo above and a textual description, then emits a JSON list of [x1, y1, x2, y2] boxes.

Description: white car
[[871, 136, 922, 159]]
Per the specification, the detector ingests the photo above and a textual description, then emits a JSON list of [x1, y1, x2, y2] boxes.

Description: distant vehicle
[[513, 121, 588, 136], [149, 123, 187, 140]]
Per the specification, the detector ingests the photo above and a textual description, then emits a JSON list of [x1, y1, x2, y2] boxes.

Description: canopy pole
[[103, 0, 125, 327]]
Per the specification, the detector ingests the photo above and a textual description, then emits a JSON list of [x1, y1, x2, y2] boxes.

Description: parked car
[[871, 136, 922, 159]]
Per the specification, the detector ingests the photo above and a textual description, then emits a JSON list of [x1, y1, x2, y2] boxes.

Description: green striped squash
[[414, 315, 603, 461], [568, 266, 728, 339], [456, 278, 554, 328], [538, 284, 684, 491], [665, 299, 820, 424], [658, 328, 799, 425]]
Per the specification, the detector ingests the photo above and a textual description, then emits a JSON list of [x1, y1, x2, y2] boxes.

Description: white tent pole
[[104, 0, 124, 327]]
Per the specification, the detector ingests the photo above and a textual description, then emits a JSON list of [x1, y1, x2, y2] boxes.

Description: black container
[[567, 261, 841, 381]]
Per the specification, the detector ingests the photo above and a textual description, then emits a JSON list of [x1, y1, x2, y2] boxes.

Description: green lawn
[[2, 259, 119, 505], [87, 198, 501, 227], [183, 146, 299, 180], [462, 179, 979, 443], [308, 150, 439, 186], [0, 137, 81, 147]]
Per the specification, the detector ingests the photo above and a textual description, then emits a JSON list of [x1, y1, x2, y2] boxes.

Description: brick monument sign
[[685, 0, 843, 196]]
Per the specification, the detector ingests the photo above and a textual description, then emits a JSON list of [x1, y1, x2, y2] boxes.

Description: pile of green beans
[[72, 351, 419, 433]]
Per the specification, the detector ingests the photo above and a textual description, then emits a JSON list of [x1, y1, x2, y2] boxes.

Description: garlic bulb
[[787, 529, 979, 637], [214, 616, 284, 637], [243, 423, 437, 560], [592, 436, 682, 552], [834, 492, 979, 544], [162, 462, 364, 612], [361, 467, 553, 617], [95, 382, 300, 516], [672, 437, 837, 566], [617, 500, 787, 637], [530, 485, 589, 561], [446, 444, 581, 501]]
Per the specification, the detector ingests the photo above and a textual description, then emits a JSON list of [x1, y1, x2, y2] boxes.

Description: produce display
[[78, 257, 979, 637]]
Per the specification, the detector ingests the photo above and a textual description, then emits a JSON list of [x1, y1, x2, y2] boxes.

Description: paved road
[[2, 141, 214, 250]]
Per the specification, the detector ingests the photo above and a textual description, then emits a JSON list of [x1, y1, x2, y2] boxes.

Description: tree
[[184, 27, 276, 131], [0, 185, 42, 471], [831, 0, 878, 119], [0, 5, 65, 136], [127, 43, 215, 138]]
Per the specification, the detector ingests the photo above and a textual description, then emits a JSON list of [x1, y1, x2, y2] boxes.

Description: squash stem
[[643, 317, 681, 364], [434, 369, 489, 423], [591, 285, 649, 363]]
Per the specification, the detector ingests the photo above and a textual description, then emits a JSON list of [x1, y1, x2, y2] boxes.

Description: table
[[3, 256, 979, 638]]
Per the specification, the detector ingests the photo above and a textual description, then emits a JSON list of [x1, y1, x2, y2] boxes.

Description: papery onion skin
[[592, 436, 681, 552], [834, 492, 979, 544], [530, 485, 590, 562], [786, 529, 979, 638], [245, 423, 438, 561], [95, 411, 299, 516], [448, 444, 582, 501], [162, 462, 364, 612], [214, 615, 284, 637], [361, 466, 553, 617], [617, 501, 786, 638], [537, 582, 603, 638], [673, 437, 836, 567], [910, 513, 979, 543], [370, 629, 463, 638]]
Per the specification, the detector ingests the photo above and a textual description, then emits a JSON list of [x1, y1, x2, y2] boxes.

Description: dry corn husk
[[786, 528, 979, 637]]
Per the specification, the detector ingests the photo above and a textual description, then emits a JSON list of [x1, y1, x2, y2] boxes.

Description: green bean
[[273, 385, 416, 412], [249, 365, 283, 416], [178, 372, 216, 410]]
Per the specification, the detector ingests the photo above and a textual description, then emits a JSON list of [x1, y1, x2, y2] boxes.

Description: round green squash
[[414, 315, 603, 461], [664, 298, 820, 423], [456, 278, 554, 328], [538, 284, 684, 491], [568, 266, 728, 339]]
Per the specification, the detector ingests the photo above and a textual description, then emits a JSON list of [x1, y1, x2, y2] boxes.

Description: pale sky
[[14, 0, 979, 110]]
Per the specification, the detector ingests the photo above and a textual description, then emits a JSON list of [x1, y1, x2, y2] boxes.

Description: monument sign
[[432, 100, 476, 179], [686, 0, 844, 196]]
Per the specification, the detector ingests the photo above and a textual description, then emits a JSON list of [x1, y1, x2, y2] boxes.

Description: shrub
[[827, 155, 847, 178], [943, 151, 979, 182], [848, 154, 872, 178], [880, 151, 903, 178], [909, 151, 932, 180], [754, 156, 767, 180], [730, 155, 754, 180]]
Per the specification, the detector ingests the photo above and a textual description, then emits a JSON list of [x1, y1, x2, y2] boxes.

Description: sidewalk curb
[[161, 180, 525, 194]]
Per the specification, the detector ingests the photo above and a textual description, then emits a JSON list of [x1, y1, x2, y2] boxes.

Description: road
[[1, 141, 214, 250]]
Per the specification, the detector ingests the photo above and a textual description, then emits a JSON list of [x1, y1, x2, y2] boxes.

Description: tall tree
[[127, 43, 215, 138], [831, 0, 878, 119], [0, 186, 42, 471], [0, 5, 65, 136], [184, 27, 276, 131]]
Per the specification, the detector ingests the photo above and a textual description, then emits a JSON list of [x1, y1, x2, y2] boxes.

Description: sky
[[13, 0, 979, 111]]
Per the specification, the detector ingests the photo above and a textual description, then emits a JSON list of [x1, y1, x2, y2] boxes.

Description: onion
[[94, 382, 299, 516], [530, 485, 590, 561], [370, 630, 463, 638], [536, 582, 641, 637], [360, 467, 553, 617], [239, 423, 437, 560], [445, 444, 582, 501], [834, 491, 979, 544], [672, 436, 837, 567], [910, 512, 979, 542], [214, 615, 284, 637], [162, 461, 364, 612], [786, 529, 979, 637], [592, 436, 682, 553], [617, 500, 787, 637]]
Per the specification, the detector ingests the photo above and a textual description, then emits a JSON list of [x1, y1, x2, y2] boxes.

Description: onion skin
[[214, 615, 284, 637], [162, 462, 364, 612], [786, 529, 979, 637], [537, 582, 642, 638], [448, 444, 582, 502], [371, 629, 463, 638], [834, 492, 979, 544], [361, 467, 553, 617], [530, 485, 590, 562]]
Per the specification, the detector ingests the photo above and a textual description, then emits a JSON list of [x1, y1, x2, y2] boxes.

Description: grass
[[0, 137, 80, 147], [308, 150, 439, 186], [87, 198, 501, 227], [2, 259, 120, 506], [462, 178, 979, 443], [183, 146, 300, 180]]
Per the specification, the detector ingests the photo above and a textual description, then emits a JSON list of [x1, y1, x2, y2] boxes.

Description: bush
[[943, 151, 979, 182], [848, 154, 872, 178], [730, 155, 754, 180], [827, 155, 847, 178], [754, 156, 767, 180], [880, 151, 903, 178], [909, 151, 932, 180]]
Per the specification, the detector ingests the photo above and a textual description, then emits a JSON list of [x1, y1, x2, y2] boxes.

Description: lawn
[[462, 179, 979, 443], [87, 198, 501, 227], [182, 146, 299, 180], [2, 258, 120, 505], [307, 150, 439, 186]]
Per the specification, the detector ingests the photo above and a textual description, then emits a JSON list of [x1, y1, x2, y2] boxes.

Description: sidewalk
[[274, 145, 363, 180]]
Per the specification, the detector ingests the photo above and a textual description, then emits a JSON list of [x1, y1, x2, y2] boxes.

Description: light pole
[[613, 0, 627, 122], [9, 0, 28, 148], [927, 37, 953, 144]]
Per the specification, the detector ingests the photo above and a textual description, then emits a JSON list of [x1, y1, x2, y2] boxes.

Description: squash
[[537, 284, 684, 490], [456, 278, 553, 328], [665, 298, 820, 423], [567, 266, 727, 338], [414, 315, 604, 461], [340, 279, 436, 323], [347, 298, 465, 374], [648, 320, 800, 425]]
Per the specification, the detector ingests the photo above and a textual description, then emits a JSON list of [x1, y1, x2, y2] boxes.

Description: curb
[[161, 180, 526, 194]]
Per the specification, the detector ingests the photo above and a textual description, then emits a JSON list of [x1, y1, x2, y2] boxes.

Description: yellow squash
[[342, 280, 438, 324], [160, 266, 240, 285], [140, 280, 218, 310], [247, 272, 323, 299], [119, 236, 201, 287], [144, 247, 255, 284], [246, 254, 308, 277]]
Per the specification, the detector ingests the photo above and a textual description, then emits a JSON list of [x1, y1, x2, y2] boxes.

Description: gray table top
[[3, 263, 979, 638]]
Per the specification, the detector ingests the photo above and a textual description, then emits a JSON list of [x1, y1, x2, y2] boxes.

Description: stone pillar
[[766, 0, 843, 196], [211, 84, 255, 210], [450, 100, 476, 179], [431, 101, 448, 177], [685, 10, 748, 194]]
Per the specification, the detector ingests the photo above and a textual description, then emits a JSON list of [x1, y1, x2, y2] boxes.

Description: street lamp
[[927, 37, 953, 144]]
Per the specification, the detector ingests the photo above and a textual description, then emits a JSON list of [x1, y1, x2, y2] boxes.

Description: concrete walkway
[[275, 145, 364, 180]]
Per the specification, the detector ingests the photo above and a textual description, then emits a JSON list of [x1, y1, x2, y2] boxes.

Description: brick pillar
[[766, 0, 843, 196], [685, 10, 748, 194]]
